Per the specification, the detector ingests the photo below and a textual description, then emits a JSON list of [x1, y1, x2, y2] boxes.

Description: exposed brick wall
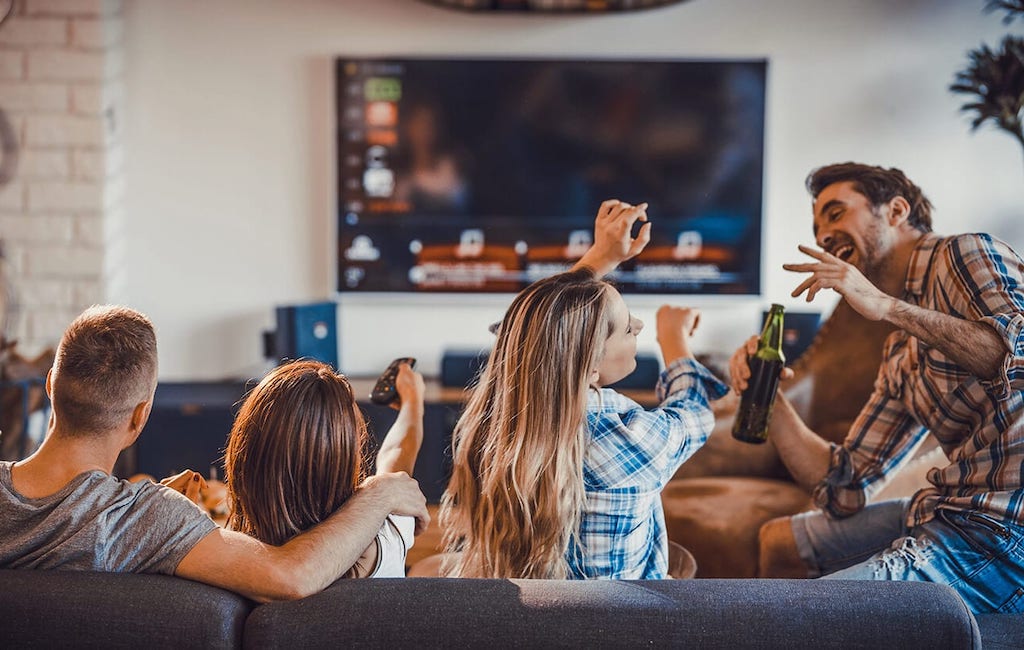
[[0, 0, 123, 354]]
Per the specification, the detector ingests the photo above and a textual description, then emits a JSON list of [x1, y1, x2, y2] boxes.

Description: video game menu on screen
[[336, 57, 766, 294]]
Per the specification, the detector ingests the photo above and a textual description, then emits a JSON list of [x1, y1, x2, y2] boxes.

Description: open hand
[[782, 245, 894, 321]]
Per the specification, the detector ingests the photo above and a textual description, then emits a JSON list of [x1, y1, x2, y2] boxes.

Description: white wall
[[122, 0, 1024, 380]]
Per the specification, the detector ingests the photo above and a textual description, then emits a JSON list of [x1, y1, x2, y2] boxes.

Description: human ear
[[123, 400, 152, 448], [887, 196, 911, 226], [129, 400, 152, 435]]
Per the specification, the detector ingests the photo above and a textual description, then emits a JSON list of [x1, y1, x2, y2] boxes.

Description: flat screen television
[[336, 57, 766, 295]]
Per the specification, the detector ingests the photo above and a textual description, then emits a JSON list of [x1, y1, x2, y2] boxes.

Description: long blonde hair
[[440, 269, 614, 578]]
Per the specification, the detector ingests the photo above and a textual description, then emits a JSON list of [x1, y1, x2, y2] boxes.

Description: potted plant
[[950, 1, 1024, 159]]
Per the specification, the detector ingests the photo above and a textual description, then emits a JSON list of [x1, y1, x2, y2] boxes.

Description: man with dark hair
[[731, 162, 1024, 613], [0, 305, 429, 602]]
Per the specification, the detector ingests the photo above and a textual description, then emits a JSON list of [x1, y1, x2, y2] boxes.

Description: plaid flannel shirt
[[567, 357, 729, 579], [816, 233, 1024, 528]]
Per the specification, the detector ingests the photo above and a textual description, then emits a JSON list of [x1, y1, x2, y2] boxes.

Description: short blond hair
[[52, 305, 158, 435]]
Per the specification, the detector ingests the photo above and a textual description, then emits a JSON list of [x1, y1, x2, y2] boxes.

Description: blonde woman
[[440, 201, 729, 579]]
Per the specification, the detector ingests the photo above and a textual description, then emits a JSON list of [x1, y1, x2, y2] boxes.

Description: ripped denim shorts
[[792, 498, 1024, 614]]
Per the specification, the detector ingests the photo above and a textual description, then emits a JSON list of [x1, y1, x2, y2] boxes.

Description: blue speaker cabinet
[[274, 301, 339, 369]]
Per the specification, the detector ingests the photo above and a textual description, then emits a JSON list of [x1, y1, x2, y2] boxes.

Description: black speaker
[[131, 381, 249, 479], [269, 301, 339, 369], [606, 353, 661, 390], [440, 349, 491, 388]]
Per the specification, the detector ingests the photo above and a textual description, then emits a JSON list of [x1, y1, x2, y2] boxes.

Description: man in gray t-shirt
[[0, 461, 215, 574], [2, 305, 429, 601]]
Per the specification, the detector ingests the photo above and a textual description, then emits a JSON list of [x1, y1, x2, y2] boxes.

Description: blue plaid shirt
[[567, 357, 729, 579]]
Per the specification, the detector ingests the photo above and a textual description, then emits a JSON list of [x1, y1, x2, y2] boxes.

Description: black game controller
[[370, 357, 416, 405]]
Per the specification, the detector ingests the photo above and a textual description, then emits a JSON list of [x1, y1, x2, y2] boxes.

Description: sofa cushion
[[976, 613, 1024, 649], [662, 477, 812, 577], [244, 578, 981, 648], [0, 569, 252, 649]]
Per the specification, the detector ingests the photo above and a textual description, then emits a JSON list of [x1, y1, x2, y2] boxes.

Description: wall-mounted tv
[[336, 57, 766, 294]]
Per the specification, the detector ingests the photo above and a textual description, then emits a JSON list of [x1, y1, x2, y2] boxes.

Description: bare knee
[[758, 516, 810, 578]]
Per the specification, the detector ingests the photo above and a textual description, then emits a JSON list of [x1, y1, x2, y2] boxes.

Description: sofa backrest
[[0, 570, 985, 648], [0, 569, 253, 649], [243, 577, 981, 649]]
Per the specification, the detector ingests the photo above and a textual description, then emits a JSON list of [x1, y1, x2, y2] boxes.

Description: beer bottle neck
[[758, 307, 785, 360]]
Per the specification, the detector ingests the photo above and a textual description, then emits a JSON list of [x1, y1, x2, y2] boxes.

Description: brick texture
[[26, 180, 103, 212], [25, 0, 119, 17], [74, 213, 104, 246], [1, 0, 123, 350], [71, 17, 122, 48], [69, 83, 103, 113], [0, 183, 25, 211], [0, 51, 26, 80], [0, 214, 74, 243], [27, 50, 106, 81], [25, 244, 102, 278], [19, 150, 71, 179], [71, 149, 105, 180], [0, 18, 69, 46], [25, 114, 106, 146], [0, 82, 69, 111]]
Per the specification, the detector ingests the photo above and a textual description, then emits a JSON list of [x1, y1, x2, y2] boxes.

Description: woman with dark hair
[[225, 359, 424, 578]]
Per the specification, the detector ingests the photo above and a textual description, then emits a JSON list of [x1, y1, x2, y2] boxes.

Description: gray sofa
[[3, 569, 1020, 648]]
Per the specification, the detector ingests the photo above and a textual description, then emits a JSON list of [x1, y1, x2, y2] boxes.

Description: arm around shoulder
[[175, 472, 427, 601]]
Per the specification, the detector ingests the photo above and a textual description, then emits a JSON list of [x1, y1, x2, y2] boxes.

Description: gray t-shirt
[[0, 461, 217, 574]]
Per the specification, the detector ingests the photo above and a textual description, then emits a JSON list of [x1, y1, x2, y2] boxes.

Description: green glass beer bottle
[[732, 304, 786, 444]]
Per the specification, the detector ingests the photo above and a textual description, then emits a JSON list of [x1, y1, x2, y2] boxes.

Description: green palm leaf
[[950, 34, 1024, 150], [985, 0, 1024, 23]]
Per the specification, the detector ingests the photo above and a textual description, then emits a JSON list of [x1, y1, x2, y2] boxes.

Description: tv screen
[[336, 57, 766, 294]]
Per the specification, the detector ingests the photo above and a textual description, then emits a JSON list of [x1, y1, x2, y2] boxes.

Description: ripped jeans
[[791, 498, 1024, 614]]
